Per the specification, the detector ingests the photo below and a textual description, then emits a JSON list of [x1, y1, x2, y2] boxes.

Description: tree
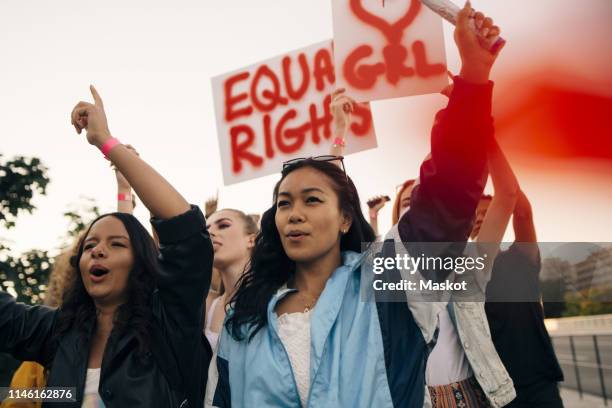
[[61, 197, 101, 245], [0, 153, 50, 386], [0, 198, 100, 305], [0, 247, 54, 305], [563, 289, 612, 317], [0, 154, 101, 386], [0, 154, 49, 229], [0, 154, 51, 306]]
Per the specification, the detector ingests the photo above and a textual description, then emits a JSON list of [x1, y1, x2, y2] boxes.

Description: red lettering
[[382, 44, 415, 84], [412, 41, 446, 78], [263, 114, 275, 159], [344, 0, 445, 88], [230, 125, 263, 174], [343, 45, 385, 90], [251, 65, 289, 113], [275, 109, 307, 154], [224, 72, 253, 122], [308, 95, 333, 144], [282, 53, 310, 101], [349, 0, 421, 44], [313, 48, 336, 91], [351, 103, 373, 136]]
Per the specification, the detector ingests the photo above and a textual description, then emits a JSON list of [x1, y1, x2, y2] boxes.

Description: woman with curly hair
[[0, 86, 213, 408], [2, 143, 146, 408]]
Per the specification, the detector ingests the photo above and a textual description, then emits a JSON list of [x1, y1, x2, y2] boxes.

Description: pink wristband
[[100, 137, 121, 158], [332, 137, 346, 147], [117, 192, 132, 202]]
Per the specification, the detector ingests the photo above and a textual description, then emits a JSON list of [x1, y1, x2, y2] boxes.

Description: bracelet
[[100, 137, 121, 158], [332, 137, 346, 147], [117, 192, 132, 202]]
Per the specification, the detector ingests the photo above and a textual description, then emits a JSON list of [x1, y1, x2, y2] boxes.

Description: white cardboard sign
[[212, 40, 377, 185], [332, 0, 448, 102]]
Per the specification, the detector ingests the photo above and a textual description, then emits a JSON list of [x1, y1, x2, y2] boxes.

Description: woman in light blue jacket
[[206, 4, 506, 407]]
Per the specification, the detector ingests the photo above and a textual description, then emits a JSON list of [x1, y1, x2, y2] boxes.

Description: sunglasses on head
[[282, 155, 348, 183]]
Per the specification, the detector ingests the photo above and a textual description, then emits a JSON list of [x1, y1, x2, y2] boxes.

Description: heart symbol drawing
[[349, 0, 422, 44]]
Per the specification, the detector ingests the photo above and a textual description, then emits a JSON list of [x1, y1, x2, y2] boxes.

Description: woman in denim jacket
[[425, 137, 520, 408]]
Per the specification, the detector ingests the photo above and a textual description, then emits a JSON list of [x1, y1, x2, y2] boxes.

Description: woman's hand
[[454, 2, 505, 84], [204, 194, 219, 218], [70, 85, 111, 148], [440, 71, 455, 97], [330, 88, 355, 138], [367, 195, 390, 220], [70, 86, 189, 219]]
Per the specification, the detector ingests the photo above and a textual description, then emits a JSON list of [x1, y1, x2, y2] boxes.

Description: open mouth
[[90, 265, 110, 277]]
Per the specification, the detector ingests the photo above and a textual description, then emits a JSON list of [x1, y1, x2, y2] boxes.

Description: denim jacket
[[387, 225, 516, 408], [448, 301, 516, 407]]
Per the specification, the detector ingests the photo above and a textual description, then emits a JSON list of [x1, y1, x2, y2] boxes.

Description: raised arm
[[113, 145, 140, 214], [476, 138, 519, 245], [205, 193, 219, 218], [70, 85, 212, 304], [511, 190, 539, 263], [399, 4, 504, 248], [366, 195, 390, 237], [70, 85, 189, 220], [473, 138, 519, 289], [329, 88, 355, 160]]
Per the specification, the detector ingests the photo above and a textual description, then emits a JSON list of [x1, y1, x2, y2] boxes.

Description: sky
[[1, 0, 611, 256]]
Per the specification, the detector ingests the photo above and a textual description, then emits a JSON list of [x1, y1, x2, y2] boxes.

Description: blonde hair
[[391, 179, 415, 225], [43, 232, 84, 307]]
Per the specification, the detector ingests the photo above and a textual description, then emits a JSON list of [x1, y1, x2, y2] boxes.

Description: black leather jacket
[[0, 205, 213, 408]]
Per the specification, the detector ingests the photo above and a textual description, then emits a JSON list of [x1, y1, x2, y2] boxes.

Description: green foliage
[[0, 248, 54, 305], [0, 153, 52, 305], [0, 198, 100, 306], [0, 152, 102, 305], [0, 154, 49, 229], [562, 289, 612, 317], [62, 197, 101, 243]]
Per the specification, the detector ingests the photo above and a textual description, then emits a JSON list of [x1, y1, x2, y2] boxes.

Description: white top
[[425, 309, 472, 386], [277, 310, 312, 408], [205, 296, 222, 350], [81, 368, 105, 407]]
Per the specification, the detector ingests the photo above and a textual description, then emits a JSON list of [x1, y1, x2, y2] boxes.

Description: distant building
[[573, 246, 612, 293]]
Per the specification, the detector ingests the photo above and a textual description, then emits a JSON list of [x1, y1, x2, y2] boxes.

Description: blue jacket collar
[[266, 251, 366, 375]]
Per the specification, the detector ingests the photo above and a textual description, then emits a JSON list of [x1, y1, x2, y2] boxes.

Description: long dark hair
[[226, 159, 375, 341], [54, 213, 160, 356]]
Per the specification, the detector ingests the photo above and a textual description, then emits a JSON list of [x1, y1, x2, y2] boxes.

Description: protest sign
[[331, 0, 448, 102], [212, 40, 377, 185]]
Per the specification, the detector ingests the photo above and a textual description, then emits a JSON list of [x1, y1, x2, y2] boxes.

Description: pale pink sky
[[1, 0, 611, 255]]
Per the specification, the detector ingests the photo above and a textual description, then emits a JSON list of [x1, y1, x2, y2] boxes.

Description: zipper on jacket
[[270, 318, 305, 407]]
